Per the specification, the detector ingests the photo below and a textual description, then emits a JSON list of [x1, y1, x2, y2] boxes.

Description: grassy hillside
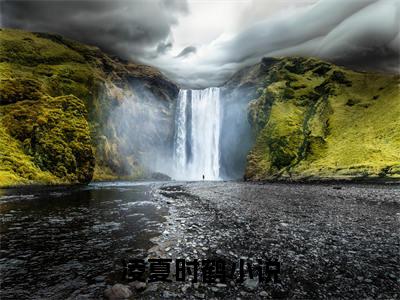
[[245, 57, 400, 181], [0, 28, 177, 187], [2, 29, 398, 185]]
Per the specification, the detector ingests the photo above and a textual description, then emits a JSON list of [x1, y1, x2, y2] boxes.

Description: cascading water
[[174, 90, 188, 172], [173, 87, 221, 180]]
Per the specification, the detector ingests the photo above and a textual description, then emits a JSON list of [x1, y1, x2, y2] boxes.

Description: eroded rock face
[[241, 57, 400, 181], [2, 28, 398, 185], [0, 28, 178, 186], [219, 57, 280, 179]]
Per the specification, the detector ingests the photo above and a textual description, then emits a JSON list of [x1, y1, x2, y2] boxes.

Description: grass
[[0, 29, 98, 187], [0, 95, 95, 187], [0, 28, 178, 187], [2, 28, 397, 185], [0, 119, 60, 187], [245, 57, 400, 180]]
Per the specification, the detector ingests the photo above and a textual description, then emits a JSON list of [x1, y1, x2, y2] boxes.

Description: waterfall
[[173, 87, 221, 180], [174, 90, 188, 172]]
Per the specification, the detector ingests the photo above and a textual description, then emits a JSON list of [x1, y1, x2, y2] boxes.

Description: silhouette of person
[[202, 174, 205, 180]]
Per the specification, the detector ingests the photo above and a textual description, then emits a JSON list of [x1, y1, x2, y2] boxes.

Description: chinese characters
[[122, 258, 280, 284]]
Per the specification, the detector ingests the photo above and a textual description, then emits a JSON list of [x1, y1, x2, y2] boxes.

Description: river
[[0, 182, 167, 299], [1, 181, 399, 299]]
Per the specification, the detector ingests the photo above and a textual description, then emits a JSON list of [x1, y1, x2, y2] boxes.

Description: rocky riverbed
[[1, 181, 399, 299], [117, 181, 400, 300]]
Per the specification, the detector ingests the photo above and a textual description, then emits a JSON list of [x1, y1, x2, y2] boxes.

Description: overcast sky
[[1, 0, 399, 87]]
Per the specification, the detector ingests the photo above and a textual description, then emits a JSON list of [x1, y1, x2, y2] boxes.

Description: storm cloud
[[176, 45, 197, 58], [0, 0, 188, 59], [157, 0, 399, 87], [1, 0, 399, 87]]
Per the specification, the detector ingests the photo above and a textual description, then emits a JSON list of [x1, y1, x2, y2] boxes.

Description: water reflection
[[0, 182, 166, 299]]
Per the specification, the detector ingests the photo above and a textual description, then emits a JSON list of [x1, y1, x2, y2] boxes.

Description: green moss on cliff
[[0, 28, 177, 187], [1, 95, 94, 185], [245, 57, 400, 180], [0, 29, 85, 66], [0, 29, 99, 186], [0, 122, 59, 186]]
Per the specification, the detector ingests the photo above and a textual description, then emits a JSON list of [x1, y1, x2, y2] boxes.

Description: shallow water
[[0, 182, 167, 299]]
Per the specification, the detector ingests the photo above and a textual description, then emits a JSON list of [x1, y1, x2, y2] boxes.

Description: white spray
[[173, 87, 221, 180]]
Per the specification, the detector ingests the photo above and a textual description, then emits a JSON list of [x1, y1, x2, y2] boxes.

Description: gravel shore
[[121, 181, 400, 299]]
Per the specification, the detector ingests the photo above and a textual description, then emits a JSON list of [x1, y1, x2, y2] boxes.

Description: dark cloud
[[176, 46, 197, 58], [156, 41, 173, 55], [153, 0, 399, 88], [0, 0, 398, 88], [0, 0, 188, 59], [162, 0, 189, 15], [206, 0, 399, 71]]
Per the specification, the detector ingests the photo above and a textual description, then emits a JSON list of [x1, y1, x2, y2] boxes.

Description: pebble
[[181, 284, 191, 293], [163, 291, 178, 298], [104, 284, 132, 299], [243, 278, 258, 291], [129, 281, 147, 291], [259, 290, 268, 297], [195, 292, 205, 299], [144, 284, 158, 293], [94, 276, 106, 282]]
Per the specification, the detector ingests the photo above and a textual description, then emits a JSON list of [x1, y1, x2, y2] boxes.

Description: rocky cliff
[[0, 28, 178, 187], [240, 57, 400, 180], [1, 29, 399, 186]]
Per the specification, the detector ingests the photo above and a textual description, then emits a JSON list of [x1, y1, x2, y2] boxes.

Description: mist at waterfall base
[[108, 85, 253, 181], [108, 87, 176, 178]]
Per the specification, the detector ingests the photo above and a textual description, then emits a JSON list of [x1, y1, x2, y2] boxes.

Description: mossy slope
[[0, 28, 177, 187], [244, 57, 400, 180], [1, 95, 94, 184]]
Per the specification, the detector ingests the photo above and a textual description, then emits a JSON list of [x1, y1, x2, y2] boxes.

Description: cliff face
[[0, 29, 178, 187], [2, 29, 399, 186], [219, 59, 274, 179], [242, 57, 400, 180]]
